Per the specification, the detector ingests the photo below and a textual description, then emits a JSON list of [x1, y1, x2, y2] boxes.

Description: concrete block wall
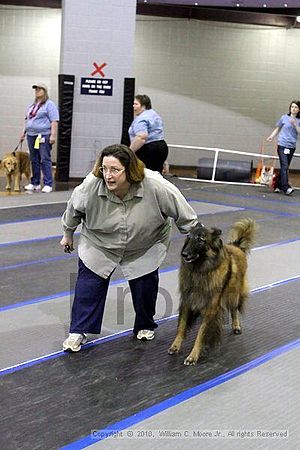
[[60, 0, 136, 177], [135, 17, 300, 168], [1, 8, 300, 173], [0, 6, 61, 158]]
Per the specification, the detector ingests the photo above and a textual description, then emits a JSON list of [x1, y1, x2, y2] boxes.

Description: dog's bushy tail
[[228, 218, 257, 254]]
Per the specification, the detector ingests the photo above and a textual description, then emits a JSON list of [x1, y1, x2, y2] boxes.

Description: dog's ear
[[211, 228, 223, 251], [12, 151, 16, 157]]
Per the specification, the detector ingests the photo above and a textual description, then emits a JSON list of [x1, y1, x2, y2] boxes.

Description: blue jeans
[[27, 134, 53, 187], [70, 259, 159, 335], [276, 145, 295, 193]]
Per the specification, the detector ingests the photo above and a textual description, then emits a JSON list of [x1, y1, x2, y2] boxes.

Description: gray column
[[60, 0, 136, 177]]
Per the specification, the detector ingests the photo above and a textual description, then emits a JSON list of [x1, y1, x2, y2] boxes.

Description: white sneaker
[[42, 185, 53, 193], [274, 188, 280, 193], [25, 183, 41, 191], [137, 330, 155, 341], [62, 333, 88, 352], [285, 187, 294, 195]]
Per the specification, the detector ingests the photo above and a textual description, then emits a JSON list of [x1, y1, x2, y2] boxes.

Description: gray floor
[[0, 177, 300, 449]]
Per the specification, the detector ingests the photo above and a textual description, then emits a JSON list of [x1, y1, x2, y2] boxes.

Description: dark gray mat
[[0, 280, 299, 450], [1, 207, 300, 308], [0, 203, 66, 225]]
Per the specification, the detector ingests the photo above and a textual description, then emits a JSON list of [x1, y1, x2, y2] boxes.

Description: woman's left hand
[[50, 134, 56, 144], [130, 132, 147, 152]]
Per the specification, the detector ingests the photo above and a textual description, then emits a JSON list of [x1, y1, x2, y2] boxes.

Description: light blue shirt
[[25, 99, 59, 136], [128, 109, 164, 144], [276, 114, 300, 148]]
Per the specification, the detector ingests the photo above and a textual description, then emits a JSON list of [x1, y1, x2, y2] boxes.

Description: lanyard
[[28, 102, 42, 119]]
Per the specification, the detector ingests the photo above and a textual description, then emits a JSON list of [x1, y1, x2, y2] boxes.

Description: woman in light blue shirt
[[20, 83, 59, 193], [129, 94, 168, 173], [267, 100, 300, 195]]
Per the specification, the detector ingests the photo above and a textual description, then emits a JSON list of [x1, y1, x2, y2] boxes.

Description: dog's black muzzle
[[181, 223, 207, 263], [181, 239, 206, 264]]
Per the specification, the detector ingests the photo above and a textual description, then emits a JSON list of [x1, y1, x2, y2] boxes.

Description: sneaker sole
[[62, 334, 88, 352], [137, 335, 155, 341], [63, 346, 81, 352]]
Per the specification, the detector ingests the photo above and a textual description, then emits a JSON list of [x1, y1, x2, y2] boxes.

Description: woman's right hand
[[60, 236, 74, 252], [20, 132, 26, 142]]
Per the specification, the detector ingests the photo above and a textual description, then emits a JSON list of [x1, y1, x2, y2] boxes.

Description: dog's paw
[[168, 337, 183, 355], [233, 328, 242, 335], [5, 186, 11, 191], [168, 345, 180, 355], [183, 355, 198, 366]]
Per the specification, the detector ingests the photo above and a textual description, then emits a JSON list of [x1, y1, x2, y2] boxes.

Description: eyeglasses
[[100, 166, 125, 176]]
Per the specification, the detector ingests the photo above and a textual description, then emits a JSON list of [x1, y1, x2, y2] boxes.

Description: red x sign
[[91, 62, 107, 77]]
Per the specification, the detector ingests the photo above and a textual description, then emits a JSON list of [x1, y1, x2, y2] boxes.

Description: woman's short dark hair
[[135, 94, 152, 110], [93, 144, 145, 183], [288, 100, 300, 117]]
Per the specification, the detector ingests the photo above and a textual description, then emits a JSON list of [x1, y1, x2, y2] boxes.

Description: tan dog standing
[[168, 218, 257, 366], [1, 151, 31, 191]]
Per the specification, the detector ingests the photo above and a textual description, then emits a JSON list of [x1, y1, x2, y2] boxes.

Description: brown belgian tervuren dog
[[0, 151, 31, 192], [168, 218, 257, 365]]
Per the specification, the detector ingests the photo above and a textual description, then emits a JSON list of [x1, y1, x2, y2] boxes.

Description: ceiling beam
[[0, 0, 61, 7], [0, 1, 299, 28], [136, 4, 300, 28]]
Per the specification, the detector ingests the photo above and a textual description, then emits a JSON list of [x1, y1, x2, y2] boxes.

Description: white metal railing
[[168, 144, 300, 189]]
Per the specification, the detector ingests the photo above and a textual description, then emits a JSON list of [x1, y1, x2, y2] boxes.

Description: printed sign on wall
[[81, 78, 113, 96]]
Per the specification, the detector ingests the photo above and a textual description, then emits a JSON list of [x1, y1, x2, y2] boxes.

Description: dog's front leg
[[6, 174, 12, 190], [14, 174, 21, 192], [231, 307, 242, 334], [184, 296, 221, 365], [168, 304, 189, 355], [183, 322, 205, 366]]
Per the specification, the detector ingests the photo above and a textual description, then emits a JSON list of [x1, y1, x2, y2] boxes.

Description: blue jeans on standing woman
[[276, 145, 295, 193], [27, 134, 53, 187]]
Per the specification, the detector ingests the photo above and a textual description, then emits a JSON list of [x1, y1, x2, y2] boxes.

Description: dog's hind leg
[[230, 306, 242, 334], [231, 291, 248, 334], [231, 279, 248, 334], [24, 168, 31, 186], [168, 304, 190, 355]]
